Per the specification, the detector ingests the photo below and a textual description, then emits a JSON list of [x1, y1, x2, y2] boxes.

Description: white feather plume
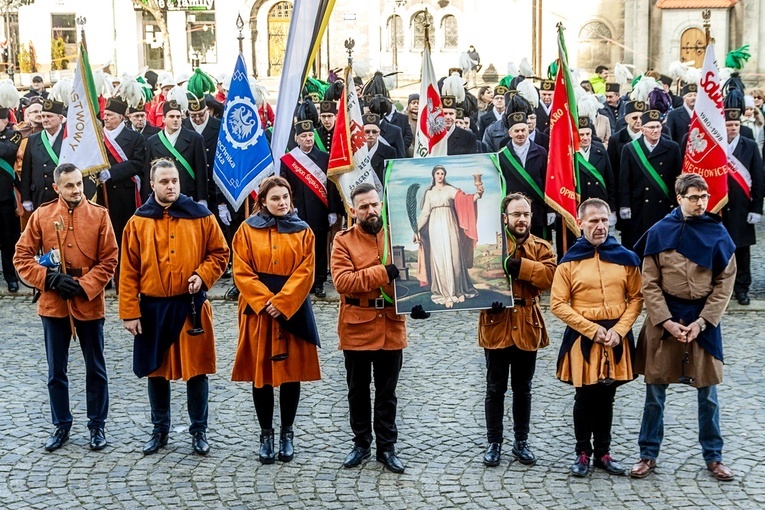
[[382, 73, 396, 92], [614, 62, 634, 85], [248, 77, 268, 107], [629, 76, 660, 102], [719, 67, 733, 83], [157, 71, 176, 89], [684, 67, 702, 85], [118, 73, 145, 109], [441, 72, 465, 103], [352, 61, 369, 81], [49, 78, 73, 107], [0, 79, 18, 109], [92, 70, 114, 98], [577, 93, 602, 121], [507, 61, 519, 77], [165, 85, 188, 112], [668, 60, 687, 80], [519, 58, 534, 77], [459, 52, 473, 74], [516, 79, 539, 108]]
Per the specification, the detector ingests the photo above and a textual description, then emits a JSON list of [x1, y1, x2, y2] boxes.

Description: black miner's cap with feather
[[723, 72, 746, 115], [361, 71, 389, 99], [324, 81, 345, 102], [368, 95, 392, 116], [295, 99, 319, 127]]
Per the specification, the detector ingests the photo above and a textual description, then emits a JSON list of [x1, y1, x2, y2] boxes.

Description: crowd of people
[[0, 53, 758, 483]]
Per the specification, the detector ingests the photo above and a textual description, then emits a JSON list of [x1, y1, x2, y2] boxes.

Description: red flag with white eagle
[[413, 39, 447, 157], [682, 43, 728, 213], [327, 66, 381, 208]]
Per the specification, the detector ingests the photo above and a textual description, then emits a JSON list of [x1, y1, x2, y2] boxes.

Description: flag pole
[[235, 13, 252, 217]]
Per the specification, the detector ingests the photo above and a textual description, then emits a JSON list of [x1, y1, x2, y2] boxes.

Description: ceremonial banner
[[59, 43, 109, 177], [327, 67, 381, 208], [214, 53, 274, 210], [544, 25, 580, 237], [682, 43, 728, 212], [385, 154, 512, 314], [271, 0, 336, 165], [413, 40, 447, 157]]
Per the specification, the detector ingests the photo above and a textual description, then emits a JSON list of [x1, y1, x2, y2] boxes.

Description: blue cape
[[633, 207, 735, 275], [135, 194, 213, 220], [560, 235, 640, 267], [245, 209, 309, 233]]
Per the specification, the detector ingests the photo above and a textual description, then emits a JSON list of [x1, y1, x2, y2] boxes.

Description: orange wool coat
[[330, 225, 407, 351], [230, 222, 321, 387], [14, 197, 118, 320], [119, 210, 229, 381]]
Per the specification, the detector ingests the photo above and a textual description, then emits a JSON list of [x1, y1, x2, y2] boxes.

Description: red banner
[[328, 83, 353, 174]]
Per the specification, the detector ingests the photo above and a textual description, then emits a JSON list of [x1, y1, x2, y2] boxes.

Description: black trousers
[[42, 316, 108, 430], [734, 246, 751, 295], [573, 383, 618, 457], [0, 199, 20, 283], [252, 382, 301, 430], [344, 349, 403, 451], [314, 230, 328, 286], [147, 374, 209, 435], [484, 345, 537, 444]]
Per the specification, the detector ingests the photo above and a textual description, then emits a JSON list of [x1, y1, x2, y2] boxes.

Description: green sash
[[499, 147, 544, 203], [575, 152, 607, 190], [40, 132, 59, 165], [313, 129, 327, 153], [0, 157, 14, 181], [629, 139, 670, 199], [158, 130, 195, 179]]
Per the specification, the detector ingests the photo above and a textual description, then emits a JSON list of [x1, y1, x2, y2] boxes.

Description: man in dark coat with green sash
[[618, 109, 682, 249], [20, 99, 66, 210]]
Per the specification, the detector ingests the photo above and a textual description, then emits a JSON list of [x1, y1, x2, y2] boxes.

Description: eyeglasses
[[364, 129, 380, 135], [681, 193, 711, 203], [643, 125, 662, 131], [754, 96, 763, 100]]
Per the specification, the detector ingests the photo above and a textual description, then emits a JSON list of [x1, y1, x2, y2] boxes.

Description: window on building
[[142, 11, 164, 70], [387, 15, 404, 51], [51, 14, 76, 60], [442, 15, 458, 49], [412, 10, 435, 50], [577, 21, 612, 71], [187, 11, 217, 64]]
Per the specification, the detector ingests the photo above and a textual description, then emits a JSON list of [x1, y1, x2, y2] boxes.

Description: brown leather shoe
[[629, 458, 656, 478], [707, 461, 734, 481]]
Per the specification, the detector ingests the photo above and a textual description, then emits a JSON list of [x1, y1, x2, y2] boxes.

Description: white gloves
[[218, 204, 231, 226], [609, 211, 617, 225], [328, 213, 338, 226], [747, 212, 762, 224], [23, 201, 33, 212], [619, 207, 632, 220], [99, 169, 111, 182], [546, 212, 556, 226], [198, 199, 208, 210]]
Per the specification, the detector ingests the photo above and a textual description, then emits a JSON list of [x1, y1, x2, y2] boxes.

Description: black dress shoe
[[512, 440, 537, 465], [143, 432, 168, 455], [483, 442, 502, 467], [594, 453, 626, 475], [221, 267, 232, 279], [313, 284, 326, 298], [571, 452, 590, 477], [343, 445, 371, 468], [259, 428, 275, 464], [224, 286, 240, 301], [89, 428, 107, 451], [192, 432, 210, 455], [44, 427, 70, 451], [278, 426, 294, 462], [7, 281, 19, 293], [736, 292, 750, 305], [376, 449, 405, 473]]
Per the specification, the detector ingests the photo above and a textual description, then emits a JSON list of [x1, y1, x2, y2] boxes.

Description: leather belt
[[66, 266, 91, 277], [344, 297, 392, 309], [513, 297, 536, 307]]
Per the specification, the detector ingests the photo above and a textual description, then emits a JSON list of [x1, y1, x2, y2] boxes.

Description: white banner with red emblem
[[414, 43, 448, 158], [681, 43, 729, 212]]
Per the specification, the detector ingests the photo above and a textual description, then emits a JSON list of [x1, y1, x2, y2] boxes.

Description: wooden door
[[268, 1, 292, 76], [680, 27, 706, 65]]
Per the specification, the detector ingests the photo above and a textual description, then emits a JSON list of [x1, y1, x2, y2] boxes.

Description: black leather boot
[[278, 426, 294, 462], [259, 428, 275, 464]]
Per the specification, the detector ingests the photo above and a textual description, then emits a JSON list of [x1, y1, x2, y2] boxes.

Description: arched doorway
[[680, 27, 706, 64], [268, 1, 292, 76], [577, 21, 612, 71]]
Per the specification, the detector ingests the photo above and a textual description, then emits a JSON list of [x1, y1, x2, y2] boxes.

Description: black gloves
[[45, 269, 63, 291], [45, 269, 83, 300], [487, 301, 506, 315], [59, 281, 87, 301], [384, 264, 400, 282], [410, 304, 430, 320], [504, 257, 521, 278]]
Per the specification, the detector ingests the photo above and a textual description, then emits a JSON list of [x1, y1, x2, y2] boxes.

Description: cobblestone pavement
[[0, 292, 764, 510]]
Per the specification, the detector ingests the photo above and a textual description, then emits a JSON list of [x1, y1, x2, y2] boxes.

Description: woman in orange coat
[[231, 176, 321, 464]]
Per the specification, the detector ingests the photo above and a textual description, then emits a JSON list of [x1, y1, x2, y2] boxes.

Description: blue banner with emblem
[[213, 53, 274, 210]]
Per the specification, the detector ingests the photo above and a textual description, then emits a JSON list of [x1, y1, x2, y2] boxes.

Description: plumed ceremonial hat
[[319, 101, 337, 114], [104, 97, 129, 116], [540, 80, 555, 91], [42, 99, 65, 115], [505, 111, 527, 129], [624, 100, 646, 116], [362, 113, 380, 126], [681, 83, 698, 96], [577, 117, 593, 130], [294, 119, 314, 134], [605, 83, 620, 94], [440, 95, 456, 109], [641, 109, 661, 125], [724, 108, 741, 122], [162, 99, 183, 115]]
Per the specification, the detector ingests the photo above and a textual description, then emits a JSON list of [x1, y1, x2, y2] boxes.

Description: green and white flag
[[59, 43, 109, 177]]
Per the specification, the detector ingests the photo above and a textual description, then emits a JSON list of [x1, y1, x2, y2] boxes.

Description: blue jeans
[[638, 383, 723, 463], [147, 375, 209, 435]]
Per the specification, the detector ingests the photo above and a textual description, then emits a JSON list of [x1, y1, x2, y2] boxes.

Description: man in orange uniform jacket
[[119, 159, 229, 456], [14, 163, 118, 452]]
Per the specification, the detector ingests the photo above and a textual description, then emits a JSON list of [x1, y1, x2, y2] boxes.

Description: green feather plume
[[135, 76, 154, 102], [498, 75, 514, 89], [547, 60, 558, 80], [303, 77, 330, 100], [725, 45, 751, 70], [187, 68, 217, 98]]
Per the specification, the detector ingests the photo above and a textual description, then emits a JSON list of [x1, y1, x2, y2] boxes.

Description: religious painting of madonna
[[385, 153, 514, 314]]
